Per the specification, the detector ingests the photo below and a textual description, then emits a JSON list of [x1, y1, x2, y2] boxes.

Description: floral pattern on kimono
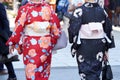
[[6, 2, 61, 80]]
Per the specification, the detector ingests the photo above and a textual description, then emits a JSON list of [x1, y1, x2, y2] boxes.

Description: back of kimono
[[68, 2, 114, 80]]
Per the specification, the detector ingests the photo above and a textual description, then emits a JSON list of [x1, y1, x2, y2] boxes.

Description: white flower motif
[[9, 42, 13, 46], [38, 66, 43, 72], [73, 8, 82, 18], [78, 55, 84, 63], [31, 10, 38, 17], [101, 39, 106, 43], [80, 73, 86, 80], [30, 38, 37, 45], [96, 52, 103, 62], [71, 48, 76, 54]]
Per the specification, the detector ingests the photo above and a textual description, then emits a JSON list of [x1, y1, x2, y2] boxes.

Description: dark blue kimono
[[68, 2, 115, 80]]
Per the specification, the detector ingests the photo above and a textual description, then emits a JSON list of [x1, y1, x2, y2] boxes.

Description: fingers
[[104, 51, 109, 60], [9, 45, 15, 54]]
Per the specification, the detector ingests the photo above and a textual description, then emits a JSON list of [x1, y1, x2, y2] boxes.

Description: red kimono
[[6, 2, 61, 80]]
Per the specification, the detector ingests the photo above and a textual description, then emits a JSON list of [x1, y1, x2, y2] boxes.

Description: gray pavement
[[1, 11, 120, 80], [0, 66, 120, 80]]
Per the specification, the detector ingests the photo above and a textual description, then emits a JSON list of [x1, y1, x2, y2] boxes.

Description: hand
[[9, 45, 15, 54], [15, 44, 22, 54], [15, 46, 21, 54], [104, 51, 109, 61]]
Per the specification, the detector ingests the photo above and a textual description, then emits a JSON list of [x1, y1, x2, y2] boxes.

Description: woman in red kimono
[[6, 0, 61, 80]]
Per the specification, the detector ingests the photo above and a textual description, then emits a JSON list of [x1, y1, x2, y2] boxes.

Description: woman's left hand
[[104, 51, 109, 60], [9, 45, 15, 54]]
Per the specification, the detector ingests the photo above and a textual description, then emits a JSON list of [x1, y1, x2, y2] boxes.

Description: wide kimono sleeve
[[103, 10, 115, 51], [50, 12, 61, 47], [68, 7, 82, 43], [6, 6, 27, 46], [68, 7, 83, 57]]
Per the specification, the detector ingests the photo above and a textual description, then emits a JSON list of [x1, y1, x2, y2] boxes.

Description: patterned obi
[[24, 21, 50, 36]]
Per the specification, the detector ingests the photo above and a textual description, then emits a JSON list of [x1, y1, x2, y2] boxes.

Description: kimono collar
[[84, 2, 99, 8], [28, 1, 45, 6], [29, 0, 45, 5]]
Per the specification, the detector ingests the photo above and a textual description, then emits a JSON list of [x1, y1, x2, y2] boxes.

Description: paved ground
[[0, 66, 120, 80]]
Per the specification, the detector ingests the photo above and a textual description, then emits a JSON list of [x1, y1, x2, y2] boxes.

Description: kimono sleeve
[[103, 10, 115, 51], [6, 6, 27, 46], [50, 12, 61, 47], [68, 7, 82, 43]]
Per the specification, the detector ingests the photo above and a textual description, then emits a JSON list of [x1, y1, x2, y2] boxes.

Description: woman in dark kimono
[[68, 0, 115, 80]]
